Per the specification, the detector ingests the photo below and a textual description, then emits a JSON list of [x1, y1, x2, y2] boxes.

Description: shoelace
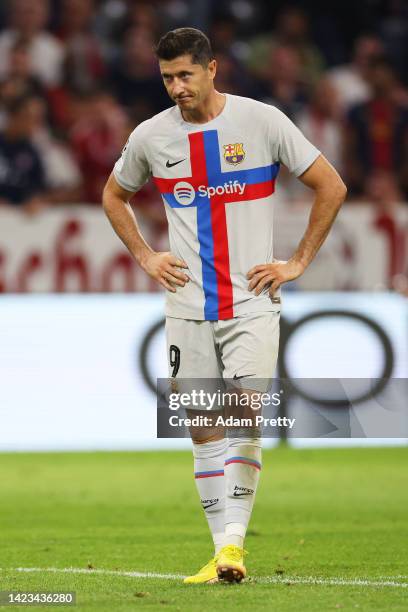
[[221, 545, 248, 560]]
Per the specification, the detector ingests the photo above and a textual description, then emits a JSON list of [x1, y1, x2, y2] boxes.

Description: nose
[[171, 78, 185, 98]]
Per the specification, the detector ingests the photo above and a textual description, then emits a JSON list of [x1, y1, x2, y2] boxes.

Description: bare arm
[[247, 155, 347, 295], [102, 173, 189, 292]]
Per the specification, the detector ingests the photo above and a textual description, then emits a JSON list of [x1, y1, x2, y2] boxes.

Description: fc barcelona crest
[[223, 142, 245, 165]]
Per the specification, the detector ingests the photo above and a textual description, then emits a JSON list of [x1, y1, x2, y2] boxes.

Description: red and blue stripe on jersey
[[153, 130, 279, 320]]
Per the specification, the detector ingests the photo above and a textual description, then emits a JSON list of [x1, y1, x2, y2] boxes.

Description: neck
[[181, 89, 226, 124]]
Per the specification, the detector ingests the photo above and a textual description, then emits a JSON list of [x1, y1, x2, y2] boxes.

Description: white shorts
[[165, 311, 280, 394]]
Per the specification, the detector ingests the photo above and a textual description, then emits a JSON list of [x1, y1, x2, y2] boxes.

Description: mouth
[[176, 96, 193, 102]]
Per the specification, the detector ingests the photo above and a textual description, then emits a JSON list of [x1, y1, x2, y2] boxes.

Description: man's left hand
[[247, 260, 305, 296]]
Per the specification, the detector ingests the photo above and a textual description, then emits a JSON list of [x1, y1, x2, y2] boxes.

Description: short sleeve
[[113, 125, 151, 192], [271, 106, 320, 176]]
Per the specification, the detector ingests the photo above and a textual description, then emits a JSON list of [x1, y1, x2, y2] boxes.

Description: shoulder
[[133, 106, 178, 134], [227, 93, 272, 114], [127, 106, 178, 145], [227, 94, 289, 126], [227, 94, 279, 113], [34, 32, 65, 56]]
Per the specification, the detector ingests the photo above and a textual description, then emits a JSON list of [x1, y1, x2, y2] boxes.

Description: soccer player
[[103, 28, 347, 584]]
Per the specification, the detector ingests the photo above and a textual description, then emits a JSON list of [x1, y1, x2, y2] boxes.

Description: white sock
[[224, 523, 246, 548], [212, 532, 225, 554], [223, 436, 262, 548], [193, 438, 227, 554]]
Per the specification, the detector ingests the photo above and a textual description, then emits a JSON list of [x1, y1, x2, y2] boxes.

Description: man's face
[[159, 54, 216, 111], [12, 0, 48, 34]]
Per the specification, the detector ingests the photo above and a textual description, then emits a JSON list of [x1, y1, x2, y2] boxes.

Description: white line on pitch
[[6, 568, 182, 580], [1, 567, 407, 588], [254, 576, 408, 588]]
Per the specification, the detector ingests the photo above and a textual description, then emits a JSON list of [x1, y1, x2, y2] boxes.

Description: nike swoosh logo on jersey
[[166, 158, 186, 168], [202, 501, 218, 509], [233, 373, 255, 380], [232, 492, 252, 497]]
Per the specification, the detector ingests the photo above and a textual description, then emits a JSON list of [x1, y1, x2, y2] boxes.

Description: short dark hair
[[155, 27, 213, 67]]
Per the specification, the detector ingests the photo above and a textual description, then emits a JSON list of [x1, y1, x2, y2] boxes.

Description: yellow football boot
[[183, 555, 219, 584], [216, 545, 247, 583]]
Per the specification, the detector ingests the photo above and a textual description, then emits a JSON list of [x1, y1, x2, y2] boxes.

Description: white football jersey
[[114, 94, 320, 320]]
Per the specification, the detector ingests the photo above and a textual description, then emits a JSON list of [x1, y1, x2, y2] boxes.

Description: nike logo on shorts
[[233, 373, 255, 380]]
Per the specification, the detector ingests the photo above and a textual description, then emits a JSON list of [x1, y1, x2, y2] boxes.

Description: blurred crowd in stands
[[0, 0, 407, 220]]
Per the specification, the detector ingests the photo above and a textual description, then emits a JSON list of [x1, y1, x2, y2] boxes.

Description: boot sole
[[217, 565, 246, 583]]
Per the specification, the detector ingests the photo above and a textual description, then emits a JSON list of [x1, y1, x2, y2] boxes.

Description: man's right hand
[[141, 252, 189, 292]]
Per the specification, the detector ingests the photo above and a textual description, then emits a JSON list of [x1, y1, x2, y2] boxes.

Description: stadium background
[[0, 2, 407, 610], [0, 0, 406, 449]]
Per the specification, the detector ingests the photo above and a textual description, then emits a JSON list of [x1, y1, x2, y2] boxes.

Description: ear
[[208, 59, 217, 80]]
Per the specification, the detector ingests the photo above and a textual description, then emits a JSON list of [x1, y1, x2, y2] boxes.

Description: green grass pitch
[[0, 446, 407, 611]]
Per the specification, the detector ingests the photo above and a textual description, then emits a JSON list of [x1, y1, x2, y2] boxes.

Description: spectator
[[246, 6, 325, 86], [57, 0, 106, 93], [108, 26, 168, 118], [0, 38, 44, 129], [258, 44, 308, 119], [213, 52, 253, 97], [364, 169, 403, 210], [345, 58, 408, 197], [93, 1, 159, 58], [70, 90, 129, 203], [284, 77, 343, 201], [0, 94, 48, 213], [126, 2, 160, 38], [379, 1, 408, 87], [327, 35, 384, 112], [296, 78, 343, 174], [210, 15, 249, 65], [274, 6, 325, 83], [156, 0, 190, 32], [28, 96, 83, 204], [0, 0, 65, 87]]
